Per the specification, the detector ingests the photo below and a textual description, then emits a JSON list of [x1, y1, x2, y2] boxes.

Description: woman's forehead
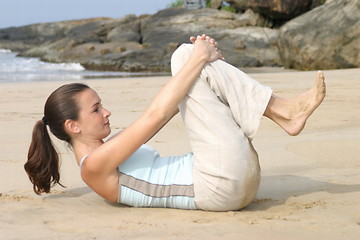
[[77, 88, 101, 107]]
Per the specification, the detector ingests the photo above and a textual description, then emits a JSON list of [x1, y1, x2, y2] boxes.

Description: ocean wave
[[0, 53, 85, 73], [37, 62, 85, 72], [0, 49, 168, 83], [0, 49, 12, 53]]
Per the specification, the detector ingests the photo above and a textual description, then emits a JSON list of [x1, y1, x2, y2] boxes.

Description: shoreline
[[0, 68, 359, 240], [0, 64, 298, 84]]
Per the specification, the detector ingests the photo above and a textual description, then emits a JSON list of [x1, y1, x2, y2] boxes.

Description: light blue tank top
[[117, 145, 196, 210]]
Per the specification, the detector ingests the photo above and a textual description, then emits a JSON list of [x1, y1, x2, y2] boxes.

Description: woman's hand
[[190, 34, 224, 62]]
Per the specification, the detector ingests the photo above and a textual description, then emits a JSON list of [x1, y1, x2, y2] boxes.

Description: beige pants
[[171, 44, 272, 211]]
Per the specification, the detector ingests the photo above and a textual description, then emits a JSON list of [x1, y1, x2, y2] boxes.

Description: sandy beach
[[0, 68, 359, 239]]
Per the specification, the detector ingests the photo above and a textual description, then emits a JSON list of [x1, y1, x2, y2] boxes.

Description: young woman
[[25, 35, 326, 211]]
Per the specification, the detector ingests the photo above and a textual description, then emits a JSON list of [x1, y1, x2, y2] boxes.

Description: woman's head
[[25, 83, 90, 194], [68, 86, 112, 141], [44, 83, 90, 144]]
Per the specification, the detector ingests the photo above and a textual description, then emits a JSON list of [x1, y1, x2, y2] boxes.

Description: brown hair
[[24, 83, 89, 194]]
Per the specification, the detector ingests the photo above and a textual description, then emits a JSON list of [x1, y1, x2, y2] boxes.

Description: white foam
[[0, 54, 85, 73], [0, 51, 88, 82], [0, 50, 166, 83], [0, 49, 12, 53]]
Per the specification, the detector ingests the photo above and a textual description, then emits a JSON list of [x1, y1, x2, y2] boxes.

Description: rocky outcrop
[[221, 0, 314, 20], [0, 0, 359, 72], [85, 8, 279, 72], [210, 0, 224, 9], [0, 8, 279, 72], [278, 0, 360, 70], [0, 18, 109, 51]]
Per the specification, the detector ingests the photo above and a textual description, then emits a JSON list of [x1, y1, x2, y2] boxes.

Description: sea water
[[0, 49, 165, 83]]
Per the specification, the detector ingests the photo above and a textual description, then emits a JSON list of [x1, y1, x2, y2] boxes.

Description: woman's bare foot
[[264, 71, 326, 136]]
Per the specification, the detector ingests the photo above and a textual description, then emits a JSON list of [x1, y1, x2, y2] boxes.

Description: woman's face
[[75, 88, 112, 140]]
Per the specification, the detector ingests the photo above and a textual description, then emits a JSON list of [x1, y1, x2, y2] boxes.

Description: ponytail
[[24, 83, 89, 194], [25, 119, 64, 194]]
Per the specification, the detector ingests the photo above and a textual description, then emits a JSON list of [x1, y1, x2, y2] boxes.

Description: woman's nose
[[103, 108, 111, 117]]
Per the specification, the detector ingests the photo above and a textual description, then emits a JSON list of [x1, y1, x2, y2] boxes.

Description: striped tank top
[[80, 144, 196, 209]]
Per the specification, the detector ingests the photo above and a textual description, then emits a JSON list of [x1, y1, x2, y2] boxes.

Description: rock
[[278, 0, 360, 70], [83, 48, 169, 72], [78, 7, 278, 71], [2, 2, 358, 72], [67, 15, 142, 44], [311, 0, 327, 8], [1, 7, 278, 72], [240, 9, 274, 27], [16, 16, 146, 65], [209, 0, 224, 9], [0, 18, 109, 51], [218, 27, 281, 67], [140, 7, 278, 68], [225, 0, 251, 11], [225, 0, 313, 20], [141, 7, 272, 49]]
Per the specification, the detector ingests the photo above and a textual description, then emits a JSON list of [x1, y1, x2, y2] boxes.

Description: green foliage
[[168, 0, 185, 8], [206, 1, 211, 8], [167, 0, 236, 13], [220, 4, 236, 13]]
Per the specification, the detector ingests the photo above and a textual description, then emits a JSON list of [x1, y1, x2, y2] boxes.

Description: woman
[[25, 35, 326, 211]]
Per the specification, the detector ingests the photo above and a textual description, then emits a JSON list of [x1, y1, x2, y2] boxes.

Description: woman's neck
[[72, 138, 104, 165]]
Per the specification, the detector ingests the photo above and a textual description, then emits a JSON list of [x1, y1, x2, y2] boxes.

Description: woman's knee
[[171, 43, 194, 75]]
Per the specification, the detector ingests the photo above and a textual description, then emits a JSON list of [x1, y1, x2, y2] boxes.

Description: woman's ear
[[64, 119, 80, 134]]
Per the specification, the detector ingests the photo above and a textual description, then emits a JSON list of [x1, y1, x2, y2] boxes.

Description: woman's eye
[[93, 104, 102, 113]]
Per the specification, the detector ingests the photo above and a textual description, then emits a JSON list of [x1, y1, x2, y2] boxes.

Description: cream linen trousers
[[171, 44, 273, 211]]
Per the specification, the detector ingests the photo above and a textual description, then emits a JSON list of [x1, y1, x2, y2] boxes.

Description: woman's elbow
[[146, 107, 171, 126]]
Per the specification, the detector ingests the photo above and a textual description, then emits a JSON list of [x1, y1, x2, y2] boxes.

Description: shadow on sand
[[245, 175, 360, 211]]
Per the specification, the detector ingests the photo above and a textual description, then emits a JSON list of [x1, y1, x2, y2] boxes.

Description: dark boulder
[[278, 0, 360, 70], [224, 0, 314, 20]]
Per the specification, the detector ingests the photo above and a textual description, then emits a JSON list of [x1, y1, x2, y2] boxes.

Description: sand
[[0, 68, 359, 240]]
